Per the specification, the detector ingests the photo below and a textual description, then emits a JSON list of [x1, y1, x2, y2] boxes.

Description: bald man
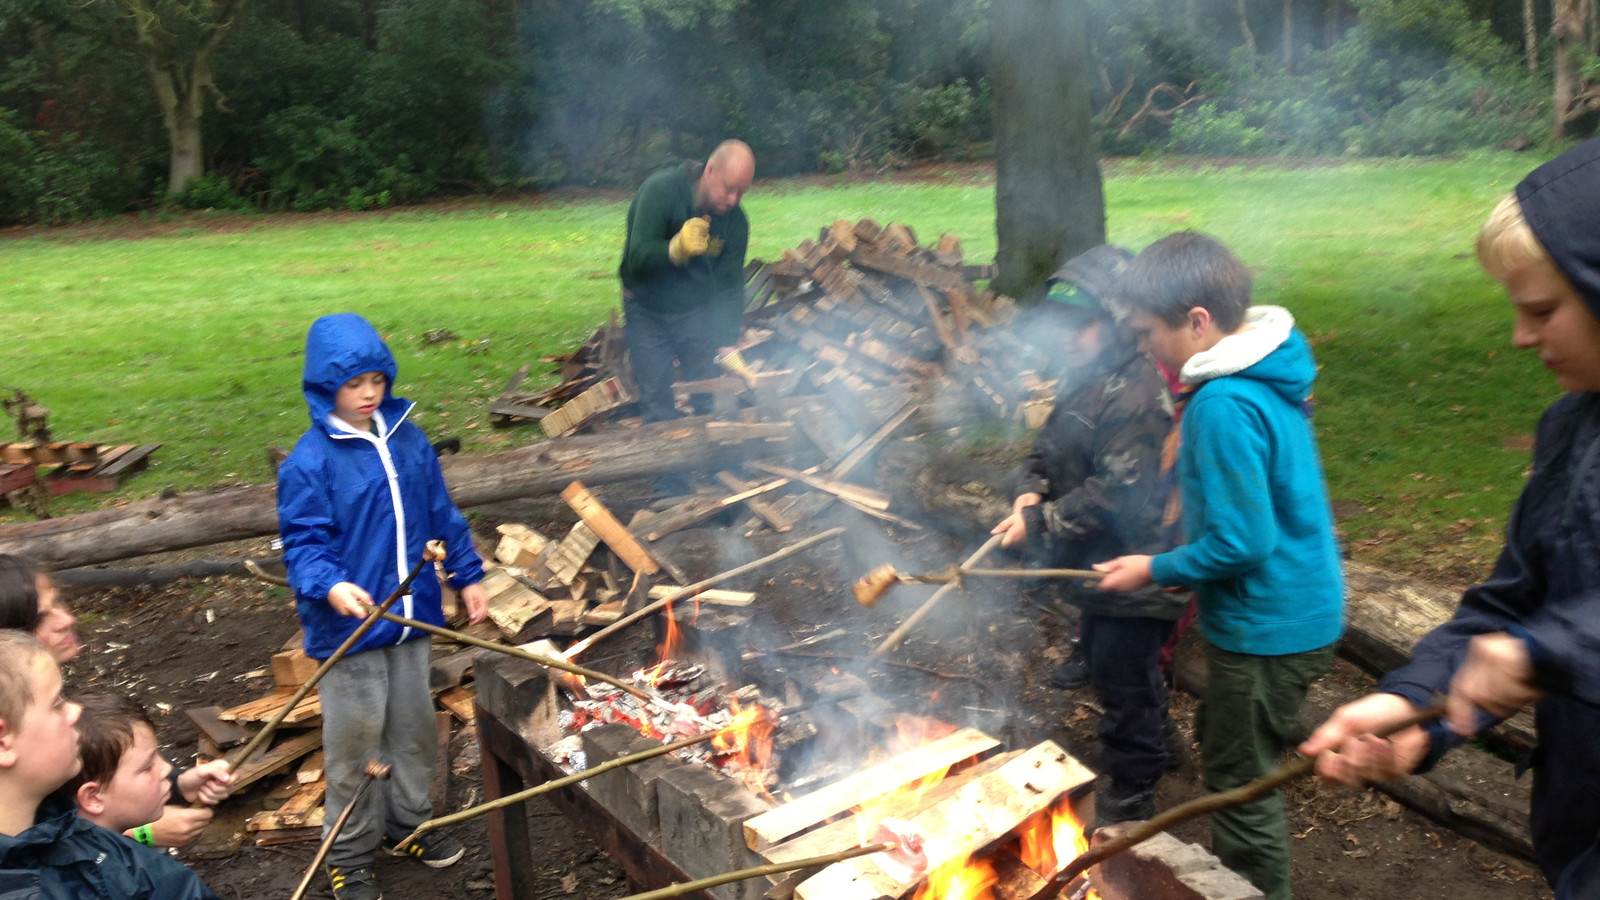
[[618, 140, 755, 445]]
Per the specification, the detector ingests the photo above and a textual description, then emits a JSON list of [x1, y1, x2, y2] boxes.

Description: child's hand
[[140, 805, 214, 848], [1092, 555, 1153, 592], [178, 758, 234, 806], [1447, 632, 1543, 735], [460, 582, 489, 625], [1300, 693, 1430, 785], [991, 494, 1042, 548], [328, 581, 373, 617]]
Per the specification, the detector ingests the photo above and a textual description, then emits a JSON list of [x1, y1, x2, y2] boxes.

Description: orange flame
[[711, 699, 776, 798], [1016, 798, 1092, 880], [634, 597, 685, 688], [914, 856, 998, 900]]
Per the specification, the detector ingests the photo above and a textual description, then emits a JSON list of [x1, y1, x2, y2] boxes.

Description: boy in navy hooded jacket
[[277, 313, 487, 900], [1095, 232, 1344, 900], [1304, 139, 1600, 900]]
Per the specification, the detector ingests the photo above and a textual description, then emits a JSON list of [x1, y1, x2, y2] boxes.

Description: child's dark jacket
[[0, 794, 218, 900], [277, 313, 485, 660], [1380, 392, 1600, 898], [1005, 345, 1184, 619]]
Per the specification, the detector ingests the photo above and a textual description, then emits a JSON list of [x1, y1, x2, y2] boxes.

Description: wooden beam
[[561, 481, 660, 576], [742, 726, 1001, 852]]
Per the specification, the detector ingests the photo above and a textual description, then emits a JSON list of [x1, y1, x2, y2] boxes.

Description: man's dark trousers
[[624, 296, 721, 424], [1082, 612, 1176, 781]]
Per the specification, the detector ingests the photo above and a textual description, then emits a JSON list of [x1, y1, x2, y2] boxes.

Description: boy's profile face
[[33, 574, 79, 664], [1506, 259, 1600, 392], [334, 371, 387, 430], [0, 657, 82, 794], [1127, 310, 1206, 373], [83, 722, 172, 832]]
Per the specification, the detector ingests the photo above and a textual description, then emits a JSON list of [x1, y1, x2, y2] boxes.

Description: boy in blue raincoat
[[1303, 138, 1600, 900], [277, 313, 488, 900]]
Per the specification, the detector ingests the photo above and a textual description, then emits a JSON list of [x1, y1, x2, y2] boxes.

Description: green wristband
[[133, 824, 155, 847]]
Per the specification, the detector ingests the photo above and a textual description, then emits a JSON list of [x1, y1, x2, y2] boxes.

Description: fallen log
[[0, 402, 889, 571]]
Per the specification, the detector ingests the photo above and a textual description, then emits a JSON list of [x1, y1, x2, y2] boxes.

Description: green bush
[[173, 172, 253, 211], [0, 109, 125, 225]]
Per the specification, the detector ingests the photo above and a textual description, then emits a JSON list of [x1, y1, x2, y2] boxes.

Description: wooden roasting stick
[[611, 842, 895, 900], [1039, 702, 1450, 897], [854, 565, 1100, 607], [869, 534, 1003, 659], [205, 540, 448, 806], [562, 526, 848, 663], [395, 718, 754, 851], [287, 760, 390, 900]]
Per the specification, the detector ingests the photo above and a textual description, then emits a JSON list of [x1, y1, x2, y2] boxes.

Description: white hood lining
[[1180, 305, 1296, 385]]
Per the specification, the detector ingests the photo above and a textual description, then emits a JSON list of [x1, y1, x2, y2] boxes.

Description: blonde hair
[[0, 632, 50, 732], [1477, 193, 1551, 282]]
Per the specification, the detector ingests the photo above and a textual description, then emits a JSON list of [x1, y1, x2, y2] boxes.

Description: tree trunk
[[1282, 0, 1295, 71], [0, 415, 820, 571], [990, 0, 1105, 302], [1553, 0, 1584, 138], [1235, 0, 1258, 52], [1525, 0, 1541, 73], [1323, 0, 1342, 49], [122, 0, 241, 196]]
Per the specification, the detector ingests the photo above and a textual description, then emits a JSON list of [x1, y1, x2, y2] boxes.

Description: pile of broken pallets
[[0, 441, 161, 501], [490, 219, 1062, 435]]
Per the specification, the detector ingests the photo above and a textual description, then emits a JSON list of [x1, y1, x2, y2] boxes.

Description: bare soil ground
[[53, 485, 1552, 900]]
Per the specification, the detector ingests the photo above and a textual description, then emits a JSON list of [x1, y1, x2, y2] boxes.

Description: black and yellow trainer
[[383, 831, 465, 869], [326, 864, 382, 900]]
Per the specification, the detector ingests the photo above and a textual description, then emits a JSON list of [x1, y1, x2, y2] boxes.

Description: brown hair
[[0, 631, 50, 732], [0, 555, 44, 634], [62, 693, 153, 793], [1116, 232, 1252, 332]]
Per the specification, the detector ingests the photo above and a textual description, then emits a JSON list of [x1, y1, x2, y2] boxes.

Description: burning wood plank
[[790, 741, 1095, 900], [742, 726, 1001, 852], [647, 586, 757, 607]]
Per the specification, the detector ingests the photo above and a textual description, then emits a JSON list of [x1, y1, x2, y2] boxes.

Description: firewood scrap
[[745, 462, 889, 511], [715, 471, 793, 533], [742, 726, 1003, 852], [274, 778, 326, 827], [647, 586, 756, 607], [494, 523, 550, 568], [296, 751, 325, 785], [480, 567, 555, 643], [271, 648, 318, 688], [545, 521, 600, 586], [760, 749, 1025, 865], [230, 730, 323, 793], [791, 741, 1095, 900], [185, 705, 252, 753], [219, 688, 321, 727], [438, 685, 477, 724], [561, 480, 660, 576]]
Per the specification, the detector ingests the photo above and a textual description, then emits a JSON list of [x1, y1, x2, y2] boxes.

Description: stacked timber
[[498, 220, 1058, 436]]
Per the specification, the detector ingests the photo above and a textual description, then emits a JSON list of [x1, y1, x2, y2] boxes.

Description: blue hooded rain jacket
[[276, 313, 484, 660]]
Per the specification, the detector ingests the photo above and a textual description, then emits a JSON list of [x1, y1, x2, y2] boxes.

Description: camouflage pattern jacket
[[1004, 346, 1186, 619]]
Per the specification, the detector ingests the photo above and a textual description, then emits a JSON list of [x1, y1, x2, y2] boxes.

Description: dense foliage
[[0, 0, 1588, 223]]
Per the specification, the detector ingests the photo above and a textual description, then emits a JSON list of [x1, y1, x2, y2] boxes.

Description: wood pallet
[[0, 442, 161, 499]]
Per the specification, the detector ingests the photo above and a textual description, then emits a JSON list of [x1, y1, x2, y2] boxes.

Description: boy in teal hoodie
[[1095, 232, 1344, 900]]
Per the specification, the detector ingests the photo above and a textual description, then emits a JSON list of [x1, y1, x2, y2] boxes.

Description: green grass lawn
[[0, 156, 1556, 581]]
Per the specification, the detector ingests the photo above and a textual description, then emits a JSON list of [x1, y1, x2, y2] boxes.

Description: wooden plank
[[231, 730, 323, 793], [579, 599, 626, 625], [827, 401, 916, 481], [743, 726, 1002, 852], [848, 244, 966, 292], [761, 750, 1026, 865], [184, 705, 253, 749], [274, 778, 326, 826], [561, 481, 660, 576], [792, 741, 1094, 900], [439, 685, 478, 724], [545, 521, 600, 586], [92, 443, 161, 479], [218, 687, 321, 725], [647, 586, 757, 607], [745, 462, 890, 511], [296, 750, 325, 784], [714, 471, 792, 533], [271, 648, 318, 689]]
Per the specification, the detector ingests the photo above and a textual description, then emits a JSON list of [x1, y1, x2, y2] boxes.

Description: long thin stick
[[395, 717, 751, 849], [219, 541, 446, 780], [373, 609, 655, 702], [1043, 702, 1448, 892], [611, 842, 894, 900], [564, 526, 847, 662], [287, 760, 390, 900], [870, 534, 1003, 658]]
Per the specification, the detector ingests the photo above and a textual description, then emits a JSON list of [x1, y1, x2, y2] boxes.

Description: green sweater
[[618, 161, 749, 338]]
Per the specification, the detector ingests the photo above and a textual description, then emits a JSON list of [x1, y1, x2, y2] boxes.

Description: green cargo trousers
[[1197, 641, 1335, 900]]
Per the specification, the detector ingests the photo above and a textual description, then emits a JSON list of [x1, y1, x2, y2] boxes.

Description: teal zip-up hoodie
[[1149, 305, 1344, 656]]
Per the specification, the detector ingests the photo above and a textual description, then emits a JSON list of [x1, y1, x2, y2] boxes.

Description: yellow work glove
[[668, 216, 711, 266]]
